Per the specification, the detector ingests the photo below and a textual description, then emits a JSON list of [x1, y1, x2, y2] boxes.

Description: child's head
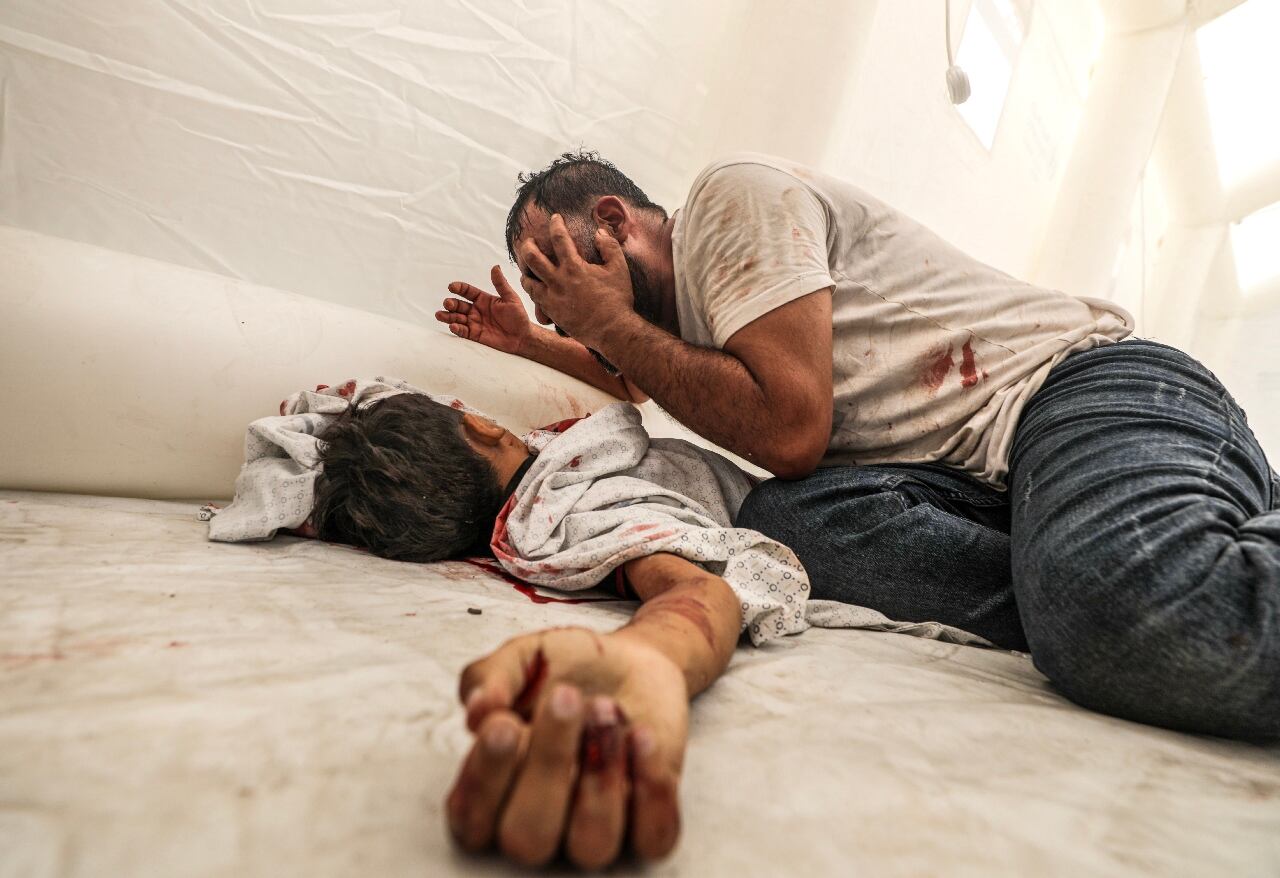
[[311, 393, 529, 561]]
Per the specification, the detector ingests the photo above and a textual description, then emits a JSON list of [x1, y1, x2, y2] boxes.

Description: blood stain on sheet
[[403, 612, 416, 617], [919, 344, 955, 394], [959, 340, 980, 388], [569, 456, 581, 468], [166, 641, 187, 648], [338, 380, 356, 398], [460, 558, 610, 605], [278, 400, 287, 415], [315, 384, 329, 391], [450, 399, 464, 409], [4, 637, 129, 667]]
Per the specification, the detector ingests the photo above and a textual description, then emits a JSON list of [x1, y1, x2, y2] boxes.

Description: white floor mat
[[2, 491, 1277, 877]]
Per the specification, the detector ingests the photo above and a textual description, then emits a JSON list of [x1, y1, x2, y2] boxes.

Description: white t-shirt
[[670, 154, 1134, 487]]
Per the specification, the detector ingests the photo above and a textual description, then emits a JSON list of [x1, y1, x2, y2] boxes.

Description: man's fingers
[[547, 213, 580, 267], [436, 313, 469, 337], [520, 274, 547, 299], [436, 308, 468, 324], [497, 684, 586, 867], [447, 281, 484, 302], [519, 239, 556, 286], [628, 726, 681, 862], [490, 265, 521, 302], [565, 698, 629, 871], [441, 298, 472, 314], [445, 710, 528, 851], [596, 227, 625, 268]]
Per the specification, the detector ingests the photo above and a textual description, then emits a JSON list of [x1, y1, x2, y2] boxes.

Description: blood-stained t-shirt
[[670, 153, 1134, 487]]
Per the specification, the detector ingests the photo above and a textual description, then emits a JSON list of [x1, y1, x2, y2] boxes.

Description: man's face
[[513, 207, 666, 334]]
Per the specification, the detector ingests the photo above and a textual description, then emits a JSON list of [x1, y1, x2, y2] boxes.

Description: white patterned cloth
[[204, 377, 483, 542], [493, 402, 991, 647]]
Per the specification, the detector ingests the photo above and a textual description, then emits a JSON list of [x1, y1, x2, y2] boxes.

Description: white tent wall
[[821, 0, 1103, 281], [1, 0, 1107, 326], [0, 0, 1273, 469], [1106, 1, 1280, 459], [0, 0, 741, 323]]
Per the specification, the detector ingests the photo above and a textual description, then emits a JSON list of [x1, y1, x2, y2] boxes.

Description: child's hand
[[446, 626, 687, 869], [437, 265, 534, 356]]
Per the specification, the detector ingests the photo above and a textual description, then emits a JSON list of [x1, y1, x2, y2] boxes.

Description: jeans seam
[[938, 492, 1006, 507], [925, 504, 1011, 540]]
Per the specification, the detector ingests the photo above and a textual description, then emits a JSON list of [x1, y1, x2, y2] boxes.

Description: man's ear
[[461, 413, 505, 447], [592, 196, 630, 244]]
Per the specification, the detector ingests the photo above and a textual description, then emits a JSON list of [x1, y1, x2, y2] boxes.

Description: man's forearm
[[519, 325, 638, 402], [597, 315, 785, 473]]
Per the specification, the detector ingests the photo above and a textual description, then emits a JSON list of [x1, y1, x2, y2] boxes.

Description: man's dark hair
[[504, 149, 668, 260], [311, 393, 504, 562]]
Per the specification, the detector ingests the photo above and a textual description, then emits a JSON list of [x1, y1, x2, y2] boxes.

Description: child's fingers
[[459, 635, 544, 732], [497, 684, 587, 867], [565, 697, 629, 870], [445, 710, 530, 851], [628, 726, 681, 861]]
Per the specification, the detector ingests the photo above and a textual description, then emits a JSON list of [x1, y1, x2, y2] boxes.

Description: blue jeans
[[737, 340, 1280, 740]]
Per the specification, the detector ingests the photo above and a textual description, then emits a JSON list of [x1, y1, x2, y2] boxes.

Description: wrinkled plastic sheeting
[[0, 0, 722, 325]]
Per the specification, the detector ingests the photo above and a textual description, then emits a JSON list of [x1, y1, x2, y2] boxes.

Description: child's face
[[460, 413, 532, 489]]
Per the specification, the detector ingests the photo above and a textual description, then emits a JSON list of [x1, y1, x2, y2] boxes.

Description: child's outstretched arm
[[445, 552, 740, 870]]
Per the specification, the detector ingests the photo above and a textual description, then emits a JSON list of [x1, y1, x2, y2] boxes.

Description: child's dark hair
[[311, 393, 504, 561]]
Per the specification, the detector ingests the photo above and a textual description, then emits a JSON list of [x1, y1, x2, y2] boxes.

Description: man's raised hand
[[518, 215, 637, 352], [437, 265, 533, 356]]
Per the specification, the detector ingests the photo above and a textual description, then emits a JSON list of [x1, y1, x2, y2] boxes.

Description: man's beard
[[554, 252, 663, 378]]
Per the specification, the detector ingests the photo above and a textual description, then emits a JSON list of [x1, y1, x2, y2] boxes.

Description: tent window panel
[[955, 0, 1031, 149]]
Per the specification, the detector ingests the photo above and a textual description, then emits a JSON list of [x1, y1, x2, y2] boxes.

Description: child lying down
[[206, 376, 984, 646], [205, 376, 988, 867]]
